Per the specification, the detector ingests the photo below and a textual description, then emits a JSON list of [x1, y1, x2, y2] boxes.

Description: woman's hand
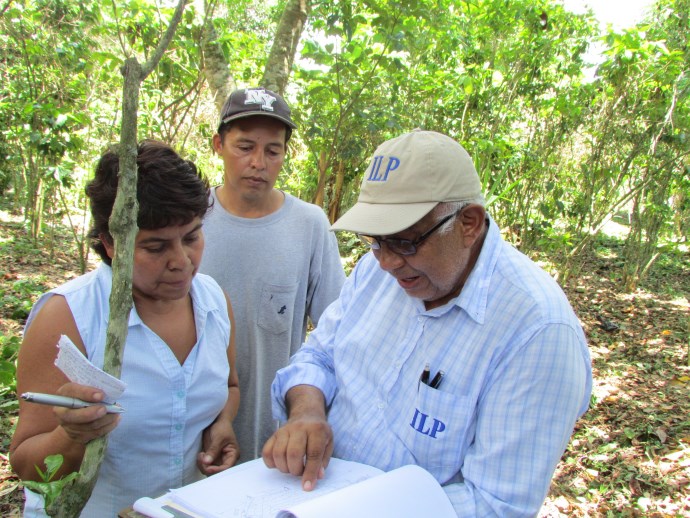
[[197, 419, 240, 475], [53, 382, 121, 445]]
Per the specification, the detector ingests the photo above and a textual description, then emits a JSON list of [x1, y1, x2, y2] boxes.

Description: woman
[[10, 140, 240, 516]]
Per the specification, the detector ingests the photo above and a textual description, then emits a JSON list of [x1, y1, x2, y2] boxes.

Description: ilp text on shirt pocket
[[391, 382, 473, 481]]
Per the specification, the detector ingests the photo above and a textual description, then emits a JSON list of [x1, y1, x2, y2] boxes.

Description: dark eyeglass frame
[[358, 210, 460, 256]]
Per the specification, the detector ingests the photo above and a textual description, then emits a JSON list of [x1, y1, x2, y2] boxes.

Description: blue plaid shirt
[[272, 217, 592, 517]]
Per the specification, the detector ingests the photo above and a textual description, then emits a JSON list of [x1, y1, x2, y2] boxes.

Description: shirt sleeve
[[442, 323, 591, 517]]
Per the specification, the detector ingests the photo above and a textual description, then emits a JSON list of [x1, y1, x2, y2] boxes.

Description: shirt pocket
[[257, 282, 298, 334], [391, 383, 474, 476]]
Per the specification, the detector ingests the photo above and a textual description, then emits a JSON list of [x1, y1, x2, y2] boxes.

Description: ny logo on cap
[[245, 89, 276, 111], [367, 155, 401, 182]]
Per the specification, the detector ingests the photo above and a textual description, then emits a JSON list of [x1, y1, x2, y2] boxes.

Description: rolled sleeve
[[271, 352, 338, 422]]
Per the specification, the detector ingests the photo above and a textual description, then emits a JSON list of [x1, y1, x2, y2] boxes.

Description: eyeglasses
[[358, 211, 459, 256]]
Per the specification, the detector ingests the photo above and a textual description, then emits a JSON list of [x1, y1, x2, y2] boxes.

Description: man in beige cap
[[262, 129, 592, 516]]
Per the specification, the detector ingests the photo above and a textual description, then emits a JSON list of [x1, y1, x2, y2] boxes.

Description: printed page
[[276, 464, 456, 518], [54, 334, 127, 403], [167, 458, 383, 518]]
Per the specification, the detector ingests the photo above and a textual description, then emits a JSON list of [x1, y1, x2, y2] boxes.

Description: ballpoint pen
[[21, 392, 125, 414], [429, 370, 445, 389], [420, 363, 431, 386]]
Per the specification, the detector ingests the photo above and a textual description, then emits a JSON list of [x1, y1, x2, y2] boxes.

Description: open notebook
[[133, 457, 455, 518]]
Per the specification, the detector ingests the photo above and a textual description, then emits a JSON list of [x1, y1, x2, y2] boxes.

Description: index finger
[[301, 434, 334, 491]]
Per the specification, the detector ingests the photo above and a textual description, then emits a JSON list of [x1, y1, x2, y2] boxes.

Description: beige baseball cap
[[331, 129, 484, 235]]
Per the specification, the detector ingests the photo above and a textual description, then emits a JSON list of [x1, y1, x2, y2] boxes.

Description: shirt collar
[[447, 215, 502, 324]]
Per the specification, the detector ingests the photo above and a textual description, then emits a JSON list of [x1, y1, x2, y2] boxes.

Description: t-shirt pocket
[[257, 282, 298, 334], [391, 383, 473, 479]]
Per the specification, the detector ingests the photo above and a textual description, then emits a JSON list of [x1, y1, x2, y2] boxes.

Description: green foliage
[[0, 279, 45, 328], [0, 0, 687, 286], [336, 231, 369, 275], [22, 455, 79, 509], [282, 0, 689, 282], [0, 276, 46, 320], [1, 0, 117, 240], [1, 288, 33, 321], [0, 333, 20, 394]]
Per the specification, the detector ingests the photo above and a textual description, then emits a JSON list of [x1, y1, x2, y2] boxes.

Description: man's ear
[[459, 204, 487, 245], [212, 133, 223, 154]]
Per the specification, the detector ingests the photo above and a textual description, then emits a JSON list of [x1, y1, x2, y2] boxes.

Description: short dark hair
[[86, 139, 210, 265], [217, 116, 292, 145]]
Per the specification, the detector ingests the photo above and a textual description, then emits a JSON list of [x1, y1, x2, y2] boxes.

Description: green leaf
[[45, 455, 66, 478], [23, 473, 79, 509], [22, 455, 79, 508]]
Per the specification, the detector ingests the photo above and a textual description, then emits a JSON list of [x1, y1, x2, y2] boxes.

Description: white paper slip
[[54, 335, 127, 404]]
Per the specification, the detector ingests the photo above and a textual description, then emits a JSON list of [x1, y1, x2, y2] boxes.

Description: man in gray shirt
[[199, 87, 345, 460]]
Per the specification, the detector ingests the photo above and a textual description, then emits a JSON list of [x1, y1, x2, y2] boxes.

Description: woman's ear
[[100, 234, 115, 259]]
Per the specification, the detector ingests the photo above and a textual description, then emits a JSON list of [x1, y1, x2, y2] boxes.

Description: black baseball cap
[[218, 87, 297, 133]]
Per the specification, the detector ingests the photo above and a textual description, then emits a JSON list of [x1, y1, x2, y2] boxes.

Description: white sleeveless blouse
[[23, 264, 230, 517]]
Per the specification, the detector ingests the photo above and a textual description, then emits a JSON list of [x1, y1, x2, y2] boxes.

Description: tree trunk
[[45, 1, 187, 514], [328, 161, 345, 224], [201, 17, 235, 112], [312, 148, 328, 208], [201, 0, 308, 117], [261, 0, 310, 95], [30, 176, 43, 240]]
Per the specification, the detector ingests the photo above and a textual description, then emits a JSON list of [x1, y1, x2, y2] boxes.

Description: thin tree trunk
[[45, 1, 187, 514], [30, 176, 43, 240], [261, 0, 310, 94], [201, 17, 235, 112], [312, 149, 328, 208], [328, 161, 345, 224]]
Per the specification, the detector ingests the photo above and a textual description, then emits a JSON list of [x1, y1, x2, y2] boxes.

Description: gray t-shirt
[[199, 188, 346, 460]]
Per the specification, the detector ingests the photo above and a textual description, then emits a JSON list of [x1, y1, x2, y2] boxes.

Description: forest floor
[[0, 210, 688, 517]]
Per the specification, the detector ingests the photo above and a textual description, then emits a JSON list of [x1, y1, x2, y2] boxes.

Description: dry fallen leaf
[[655, 427, 668, 443]]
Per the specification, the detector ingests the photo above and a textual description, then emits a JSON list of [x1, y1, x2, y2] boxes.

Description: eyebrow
[[137, 223, 203, 245], [235, 136, 284, 148]]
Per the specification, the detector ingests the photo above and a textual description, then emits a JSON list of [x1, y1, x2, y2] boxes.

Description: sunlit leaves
[[1, 0, 687, 275]]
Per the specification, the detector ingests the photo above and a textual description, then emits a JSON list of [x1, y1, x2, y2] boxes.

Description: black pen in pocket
[[429, 370, 445, 390], [419, 363, 431, 386]]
